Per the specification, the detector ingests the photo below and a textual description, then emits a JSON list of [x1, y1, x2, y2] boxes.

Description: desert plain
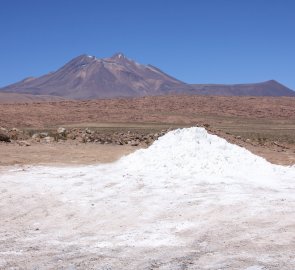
[[1, 95, 295, 166]]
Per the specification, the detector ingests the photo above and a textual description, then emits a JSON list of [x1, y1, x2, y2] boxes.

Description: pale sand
[[0, 143, 140, 166]]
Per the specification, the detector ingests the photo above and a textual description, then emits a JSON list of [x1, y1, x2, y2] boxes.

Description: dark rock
[[0, 132, 10, 142]]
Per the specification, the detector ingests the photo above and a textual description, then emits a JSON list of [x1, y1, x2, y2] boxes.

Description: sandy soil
[[243, 143, 295, 166], [0, 142, 139, 166]]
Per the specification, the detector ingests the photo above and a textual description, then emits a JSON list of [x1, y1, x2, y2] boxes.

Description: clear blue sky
[[1, 0, 295, 89]]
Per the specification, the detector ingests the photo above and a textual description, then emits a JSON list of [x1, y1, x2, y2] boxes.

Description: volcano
[[1, 53, 294, 99], [0, 53, 192, 99]]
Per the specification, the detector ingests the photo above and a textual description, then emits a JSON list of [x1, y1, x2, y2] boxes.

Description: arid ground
[[1, 95, 295, 166]]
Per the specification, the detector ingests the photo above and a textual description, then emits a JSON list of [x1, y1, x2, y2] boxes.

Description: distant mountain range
[[1, 53, 294, 100], [190, 80, 295, 96]]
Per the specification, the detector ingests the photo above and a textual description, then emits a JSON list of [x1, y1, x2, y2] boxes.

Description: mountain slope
[[0, 92, 66, 104], [190, 80, 295, 97], [0, 53, 192, 99], [1, 53, 294, 99]]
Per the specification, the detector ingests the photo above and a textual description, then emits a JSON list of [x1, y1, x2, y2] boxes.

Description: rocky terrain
[[0, 125, 171, 166], [1, 95, 295, 166], [0, 126, 169, 147], [1, 123, 294, 166]]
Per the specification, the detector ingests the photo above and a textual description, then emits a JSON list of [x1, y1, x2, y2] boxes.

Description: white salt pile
[[1, 127, 295, 269], [120, 127, 292, 187]]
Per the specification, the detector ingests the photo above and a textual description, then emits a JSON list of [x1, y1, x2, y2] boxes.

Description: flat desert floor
[[0, 143, 139, 166]]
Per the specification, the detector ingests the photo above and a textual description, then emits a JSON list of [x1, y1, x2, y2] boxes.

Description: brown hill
[[190, 80, 295, 97]]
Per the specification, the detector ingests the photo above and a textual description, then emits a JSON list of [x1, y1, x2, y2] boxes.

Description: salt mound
[[2, 127, 295, 268], [120, 127, 288, 184]]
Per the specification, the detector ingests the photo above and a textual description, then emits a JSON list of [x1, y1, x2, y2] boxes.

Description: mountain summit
[[0, 53, 294, 99], [0, 53, 191, 99]]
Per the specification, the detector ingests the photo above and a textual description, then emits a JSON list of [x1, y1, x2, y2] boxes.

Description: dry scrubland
[[0, 95, 295, 165], [0, 96, 295, 129]]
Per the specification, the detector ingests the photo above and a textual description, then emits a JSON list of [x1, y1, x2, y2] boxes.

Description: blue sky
[[1, 0, 295, 89]]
